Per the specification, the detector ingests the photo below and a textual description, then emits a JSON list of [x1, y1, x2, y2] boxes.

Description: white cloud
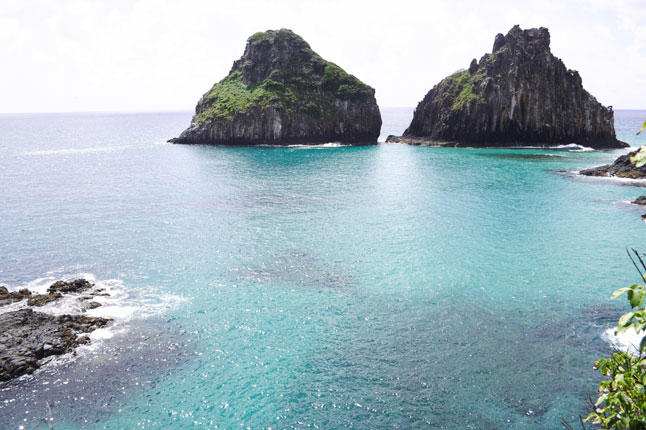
[[0, 0, 644, 112]]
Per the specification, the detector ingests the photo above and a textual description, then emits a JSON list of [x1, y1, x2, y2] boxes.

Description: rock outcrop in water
[[580, 146, 646, 179], [170, 29, 382, 145], [387, 25, 627, 149], [0, 279, 111, 383]]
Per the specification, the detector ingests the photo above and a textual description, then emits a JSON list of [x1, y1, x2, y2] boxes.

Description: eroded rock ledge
[[0, 279, 111, 383], [580, 147, 646, 179], [390, 25, 627, 149], [170, 29, 382, 145]]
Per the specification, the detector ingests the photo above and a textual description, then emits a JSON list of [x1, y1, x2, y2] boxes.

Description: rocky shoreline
[[0, 279, 111, 383], [580, 146, 646, 179]]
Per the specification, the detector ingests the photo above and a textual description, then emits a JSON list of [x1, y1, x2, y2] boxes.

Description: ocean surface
[[1, 108, 646, 429]]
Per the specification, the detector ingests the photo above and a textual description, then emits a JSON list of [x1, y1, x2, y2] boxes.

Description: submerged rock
[[0, 309, 110, 382], [633, 196, 646, 205], [580, 147, 646, 179], [388, 25, 627, 149], [170, 29, 381, 145]]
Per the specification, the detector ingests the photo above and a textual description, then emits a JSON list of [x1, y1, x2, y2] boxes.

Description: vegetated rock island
[[0, 279, 110, 383], [387, 25, 627, 149], [170, 29, 381, 145], [580, 146, 646, 179]]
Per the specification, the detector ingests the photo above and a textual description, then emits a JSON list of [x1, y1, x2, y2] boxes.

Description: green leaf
[[612, 287, 632, 300], [619, 312, 635, 328], [638, 119, 646, 135], [630, 147, 646, 167], [629, 288, 646, 308]]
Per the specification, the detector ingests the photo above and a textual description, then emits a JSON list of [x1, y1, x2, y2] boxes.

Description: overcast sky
[[1, 0, 645, 113]]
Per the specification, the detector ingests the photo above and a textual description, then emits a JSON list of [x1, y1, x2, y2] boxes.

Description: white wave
[[24, 146, 132, 156], [23, 141, 170, 156], [603, 327, 645, 355], [509, 143, 595, 152], [287, 142, 350, 148], [552, 143, 595, 152], [575, 171, 646, 187]]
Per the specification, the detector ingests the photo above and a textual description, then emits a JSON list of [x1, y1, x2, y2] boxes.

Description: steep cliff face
[[171, 29, 381, 145], [388, 26, 626, 149]]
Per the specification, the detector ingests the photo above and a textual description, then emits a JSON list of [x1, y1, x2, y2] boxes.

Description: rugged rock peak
[[388, 25, 627, 149], [170, 29, 382, 145], [491, 25, 550, 54], [232, 29, 325, 86]]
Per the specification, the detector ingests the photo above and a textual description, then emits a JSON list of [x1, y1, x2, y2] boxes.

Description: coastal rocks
[[27, 292, 62, 307], [170, 29, 382, 145], [580, 147, 646, 179], [388, 25, 627, 149], [0, 287, 31, 307], [0, 309, 109, 382], [633, 196, 646, 205], [0, 279, 111, 383], [1, 279, 96, 308], [48, 278, 94, 294]]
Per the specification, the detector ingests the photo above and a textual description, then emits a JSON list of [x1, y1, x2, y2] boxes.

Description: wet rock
[[86, 301, 102, 309], [0, 287, 31, 307], [580, 147, 646, 179], [391, 25, 627, 149], [0, 309, 110, 382], [48, 279, 94, 294], [633, 196, 646, 205], [26, 292, 62, 307], [170, 29, 381, 145]]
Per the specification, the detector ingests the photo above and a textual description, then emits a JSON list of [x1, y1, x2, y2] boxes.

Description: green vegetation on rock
[[443, 70, 485, 109], [196, 71, 298, 123], [193, 29, 373, 125], [322, 62, 373, 101], [249, 28, 295, 45], [171, 28, 381, 145]]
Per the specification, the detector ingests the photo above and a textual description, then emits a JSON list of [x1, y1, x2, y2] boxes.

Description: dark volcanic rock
[[580, 147, 646, 179], [633, 196, 646, 205], [0, 287, 31, 307], [0, 278, 113, 383], [170, 29, 381, 145], [27, 292, 62, 307], [48, 278, 94, 294], [389, 25, 627, 149], [0, 309, 110, 382]]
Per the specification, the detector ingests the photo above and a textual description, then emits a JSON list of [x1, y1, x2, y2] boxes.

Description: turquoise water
[[1, 109, 646, 429]]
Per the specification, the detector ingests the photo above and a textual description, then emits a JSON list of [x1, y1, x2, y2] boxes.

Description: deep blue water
[[1, 109, 646, 429]]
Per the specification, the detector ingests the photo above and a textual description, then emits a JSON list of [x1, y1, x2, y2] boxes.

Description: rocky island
[[170, 29, 381, 145], [0, 279, 110, 383], [387, 25, 627, 149]]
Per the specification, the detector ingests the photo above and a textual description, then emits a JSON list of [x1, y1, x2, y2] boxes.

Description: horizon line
[[2, 107, 646, 116]]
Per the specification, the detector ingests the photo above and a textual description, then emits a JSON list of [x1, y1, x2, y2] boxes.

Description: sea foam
[[603, 326, 645, 356]]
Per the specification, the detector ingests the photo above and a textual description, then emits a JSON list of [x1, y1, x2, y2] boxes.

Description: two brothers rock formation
[[171, 26, 626, 149]]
